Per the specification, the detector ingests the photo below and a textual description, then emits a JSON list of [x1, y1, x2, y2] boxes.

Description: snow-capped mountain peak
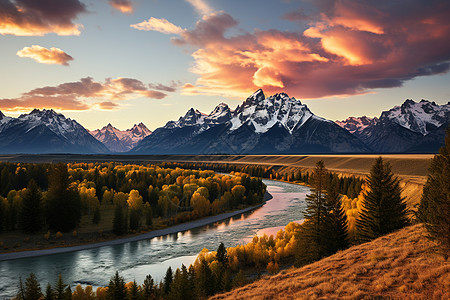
[[380, 99, 450, 135], [335, 116, 378, 134], [230, 91, 315, 133], [90, 122, 152, 152]]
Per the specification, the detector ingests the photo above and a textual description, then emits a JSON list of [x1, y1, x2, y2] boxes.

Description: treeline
[[14, 242, 250, 300], [0, 162, 266, 234], [157, 162, 364, 198]]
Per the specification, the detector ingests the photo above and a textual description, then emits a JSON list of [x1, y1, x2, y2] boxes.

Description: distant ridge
[[90, 123, 151, 152]]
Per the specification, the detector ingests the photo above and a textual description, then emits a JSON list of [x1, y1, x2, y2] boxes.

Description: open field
[[211, 224, 450, 300], [0, 153, 432, 207]]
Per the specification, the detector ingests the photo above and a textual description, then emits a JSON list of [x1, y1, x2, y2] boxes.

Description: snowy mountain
[[90, 123, 152, 152], [0, 109, 108, 154], [335, 116, 378, 134], [132, 90, 369, 154], [379, 99, 449, 135], [344, 100, 449, 153]]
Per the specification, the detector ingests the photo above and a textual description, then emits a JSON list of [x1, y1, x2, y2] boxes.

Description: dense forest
[[0, 162, 266, 234]]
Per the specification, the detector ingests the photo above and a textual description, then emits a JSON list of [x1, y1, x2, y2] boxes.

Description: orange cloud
[[0, 77, 176, 112], [0, 0, 86, 36], [185, 0, 213, 15], [16, 45, 74, 66], [108, 0, 133, 14], [170, 2, 450, 99], [131, 17, 184, 34]]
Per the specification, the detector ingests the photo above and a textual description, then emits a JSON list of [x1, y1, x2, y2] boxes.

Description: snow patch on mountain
[[380, 99, 450, 135]]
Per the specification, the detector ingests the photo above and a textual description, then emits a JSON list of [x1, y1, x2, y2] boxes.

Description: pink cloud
[[0, 77, 176, 112], [108, 0, 133, 14], [0, 0, 86, 36], [16, 45, 74, 66], [167, 2, 450, 99]]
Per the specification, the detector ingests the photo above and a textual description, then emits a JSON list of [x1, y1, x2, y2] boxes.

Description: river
[[0, 180, 309, 298]]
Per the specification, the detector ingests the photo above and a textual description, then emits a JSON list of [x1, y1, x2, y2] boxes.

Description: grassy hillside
[[211, 224, 449, 300]]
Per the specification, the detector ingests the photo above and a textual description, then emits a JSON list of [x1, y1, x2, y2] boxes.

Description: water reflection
[[0, 180, 309, 298]]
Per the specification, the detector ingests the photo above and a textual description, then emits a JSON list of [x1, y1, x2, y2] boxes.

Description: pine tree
[[46, 163, 81, 232], [54, 274, 67, 300], [92, 207, 101, 224], [163, 266, 173, 295], [112, 204, 127, 235], [127, 280, 140, 300], [417, 129, 450, 258], [44, 283, 54, 300], [296, 160, 329, 263], [142, 274, 155, 299], [16, 277, 26, 300], [195, 259, 215, 298], [107, 271, 126, 300], [25, 273, 42, 300], [323, 179, 349, 252], [356, 157, 409, 243], [216, 242, 228, 266], [20, 179, 44, 233]]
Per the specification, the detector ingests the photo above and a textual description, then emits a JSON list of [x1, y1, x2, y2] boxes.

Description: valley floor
[[211, 224, 449, 300]]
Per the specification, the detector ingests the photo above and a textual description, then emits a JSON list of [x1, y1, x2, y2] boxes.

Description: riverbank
[[0, 192, 272, 261]]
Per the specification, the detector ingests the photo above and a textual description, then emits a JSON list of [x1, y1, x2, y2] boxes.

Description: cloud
[[169, 1, 450, 99], [130, 17, 184, 34], [0, 77, 176, 112], [16, 45, 74, 66], [97, 101, 119, 110], [0, 0, 86, 36], [185, 0, 213, 15], [108, 0, 133, 14]]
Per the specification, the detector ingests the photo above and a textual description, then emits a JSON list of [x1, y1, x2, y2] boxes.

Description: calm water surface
[[0, 180, 309, 298]]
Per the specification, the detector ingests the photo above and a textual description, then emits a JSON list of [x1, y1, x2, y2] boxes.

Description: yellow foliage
[[56, 232, 63, 239], [191, 192, 211, 217], [127, 189, 143, 210]]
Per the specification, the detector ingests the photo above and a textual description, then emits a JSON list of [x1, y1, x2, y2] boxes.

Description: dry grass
[[211, 224, 449, 300]]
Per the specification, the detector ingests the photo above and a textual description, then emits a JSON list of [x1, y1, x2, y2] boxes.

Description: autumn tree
[[20, 179, 44, 233], [356, 157, 409, 243], [128, 190, 143, 231], [46, 163, 81, 232], [417, 129, 450, 257]]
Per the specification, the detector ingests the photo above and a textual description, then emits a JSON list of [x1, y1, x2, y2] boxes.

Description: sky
[[0, 0, 449, 131]]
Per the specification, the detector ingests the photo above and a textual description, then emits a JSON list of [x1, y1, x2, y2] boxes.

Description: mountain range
[[89, 123, 151, 152], [0, 109, 107, 154], [0, 90, 448, 154]]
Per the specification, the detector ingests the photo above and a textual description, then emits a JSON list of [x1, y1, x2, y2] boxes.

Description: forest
[[0, 162, 266, 235]]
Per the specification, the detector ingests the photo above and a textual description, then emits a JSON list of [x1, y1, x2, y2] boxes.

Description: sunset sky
[[1, 0, 449, 131]]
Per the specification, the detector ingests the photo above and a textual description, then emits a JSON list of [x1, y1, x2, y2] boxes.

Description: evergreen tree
[[25, 273, 42, 300], [92, 207, 101, 224], [20, 179, 44, 233], [142, 274, 155, 299], [16, 277, 26, 300], [216, 242, 228, 266], [54, 274, 67, 300], [323, 179, 349, 252], [112, 204, 127, 235], [127, 280, 140, 300], [295, 161, 329, 264], [356, 157, 409, 243], [46, 163, 81, 232], [107, 271, 126, 300], [417, 129, 450, 258], [195, 259, 215, 298], [163, 266, 173, 295], [44, 283, 54, 300]]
